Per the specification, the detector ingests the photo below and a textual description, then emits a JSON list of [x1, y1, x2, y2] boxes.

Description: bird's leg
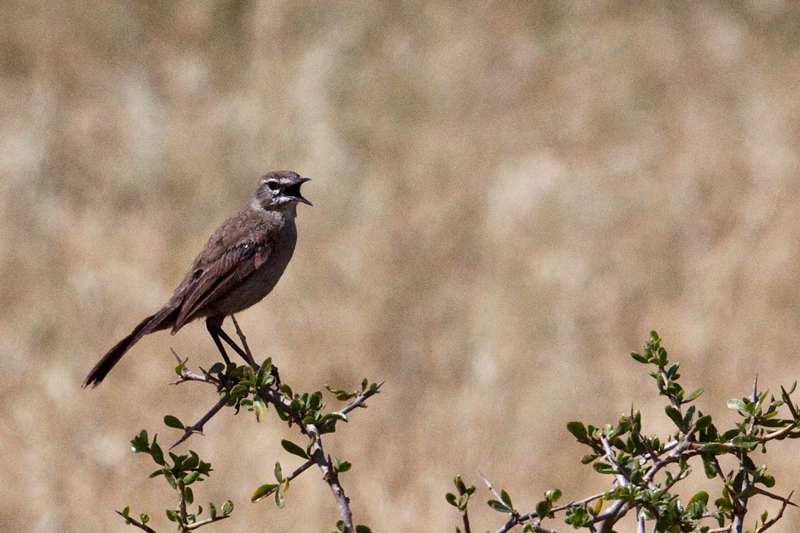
[[214, 326, 256, 368], [206, 319, 232, 366]]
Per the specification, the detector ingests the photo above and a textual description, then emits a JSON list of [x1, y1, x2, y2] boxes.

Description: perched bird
[[84, 171, 311, 388]]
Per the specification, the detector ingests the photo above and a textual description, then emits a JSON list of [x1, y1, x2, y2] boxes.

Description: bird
[[83, 170, 311, 388]]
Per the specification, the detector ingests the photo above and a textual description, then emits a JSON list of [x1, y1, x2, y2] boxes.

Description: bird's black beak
[[286, 177, 312, 206]]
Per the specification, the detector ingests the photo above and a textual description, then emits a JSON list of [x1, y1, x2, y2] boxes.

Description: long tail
[[83, 308, 176, 388]]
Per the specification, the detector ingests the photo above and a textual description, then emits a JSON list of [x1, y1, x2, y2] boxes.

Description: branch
[[171, 393, 231, 449], [306, 423, 355, 532]]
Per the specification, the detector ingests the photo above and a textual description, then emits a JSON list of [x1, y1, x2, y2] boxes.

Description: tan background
[[2, 1, 800, 531]]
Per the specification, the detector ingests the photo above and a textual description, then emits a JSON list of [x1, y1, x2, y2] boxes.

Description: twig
[[171, 393, 231, 448], [307, 423, 355, 532], [115, 511, 159, 533], [230, 314, 257, 369], [184, 514, 231, 530], [756, 491, 794, 532], [254, 459, 316, 498]]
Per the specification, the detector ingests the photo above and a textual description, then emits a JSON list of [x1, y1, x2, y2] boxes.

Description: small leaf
[[275, 487, 285, 508], [567, 421, 588, 442], [252, 397, 267, 422], [274, 461, 283, 482], [500, 489, 513, 509], [282, 439, 310, 459], [535, 500, 551, 518], [131, 430, 149, 453], [728, 399, 748, 411], [230, 383, 249, 399], [546, 489, 562, 502], [696, 415, 713, 431], [686, 388, 704, 402], [183, 471, 200, 485], [175, 357, 188, 376], [165, 509, 179, 522], [445, 492, 457, 507], [164, 415, 184, 430], [665, 405, 684, 430], [150, 440, 165, 466], [688, 491, 709, 507], [487, 500, 512, 513], [221, 500, 233, 516], [630, 351, 649, 364], [252, 484, 279, 502], [355, 526, 373, 533]]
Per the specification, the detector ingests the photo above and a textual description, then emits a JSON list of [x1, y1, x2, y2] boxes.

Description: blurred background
[[2, 1, 800, 531]]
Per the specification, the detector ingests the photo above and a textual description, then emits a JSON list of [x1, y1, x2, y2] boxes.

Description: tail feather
[[84, 308, 176, 388]]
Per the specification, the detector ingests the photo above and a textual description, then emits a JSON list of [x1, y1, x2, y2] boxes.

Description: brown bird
[[84, 171, 311, 388]]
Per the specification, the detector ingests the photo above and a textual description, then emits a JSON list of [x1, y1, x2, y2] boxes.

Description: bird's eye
[[267, 180, 280, 191]]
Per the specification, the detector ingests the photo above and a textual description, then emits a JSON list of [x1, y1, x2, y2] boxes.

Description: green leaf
[[131, 430, 149, 453], [175, 357, 188, 376], [282, 439, 310, 459], [253, 397, 267, 422], [334, 458, 351, 473], [230, 383, 249, 399], [183, 451, 199, 470], [164, 415, 184, 430], [165, 509, 179, 522], [630, 351, 649, 364], [696, 414, 713, 431], [664, 405, 684, 429], [500, 489, 513, 509], [208, 362, 225, 374], [150, 439, 165, 466], [221, 500, 233, 515], [688, 491, 709, 506], [535, 499, 551, 518], [581, 454, 598, 464], [445, 492, 457, 507], [275, 487, 285, 508], [183, 471, 200, 485], [487, 500, 512, 513], [274, 461, 283, 482], [731, 435, 759, 449], [567, 421, 588, 442], [728, 399, 748, 411], [355, 526, 373, 533], [686, 388, 704, 402], [592, 462, 615, 474], [251, 484, 278, 502], [545, 489, 562, 502], [163, 469, 178, 490]]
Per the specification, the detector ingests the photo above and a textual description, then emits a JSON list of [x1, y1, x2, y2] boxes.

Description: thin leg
[[206, 319, 232, 366], [215, 327, 256, 367]]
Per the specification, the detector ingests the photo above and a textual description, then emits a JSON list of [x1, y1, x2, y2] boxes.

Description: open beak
[[286, 177, 312, 206]]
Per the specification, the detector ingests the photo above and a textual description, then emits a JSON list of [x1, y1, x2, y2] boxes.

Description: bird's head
[[254, 171, 312, 210]]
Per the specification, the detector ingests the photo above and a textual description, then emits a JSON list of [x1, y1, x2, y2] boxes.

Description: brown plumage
[[84, 171, 311, 388]]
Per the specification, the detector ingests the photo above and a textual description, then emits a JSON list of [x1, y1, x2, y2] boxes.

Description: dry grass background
[[2, 1, 800, 531]]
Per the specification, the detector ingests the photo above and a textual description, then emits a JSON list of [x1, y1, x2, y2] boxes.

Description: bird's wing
[[172, 218, 274, 331]]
